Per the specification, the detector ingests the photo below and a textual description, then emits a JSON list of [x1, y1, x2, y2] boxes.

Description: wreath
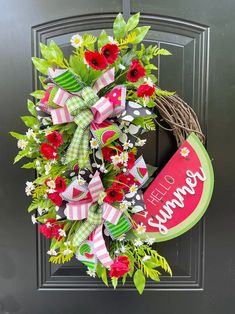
[[10, 13, 213, 293]]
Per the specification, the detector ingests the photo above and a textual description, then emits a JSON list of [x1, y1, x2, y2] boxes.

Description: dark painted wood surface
[[0, 1, 234, 313]]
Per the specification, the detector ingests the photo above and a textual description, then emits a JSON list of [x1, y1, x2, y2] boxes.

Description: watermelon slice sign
[[132, 133, 214, 242]]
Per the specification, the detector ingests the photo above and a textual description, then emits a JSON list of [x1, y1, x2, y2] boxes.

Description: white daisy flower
[[119, 200, 131, 211], [31, 214, 37, 224], [108, 36, 118, 44], [180, 147, 190, 157], [86, 269, 96, 278], [90, 138, 99, 149], [25, 181, 35, 196], [120, 152, 129, 163], [111, 154, 122, 165], [44, 163, 52, 175], [58, 229, 66, 237], [135, 138, 147, 147], [128, 184, 138, 196], [145, 237, 155, 246], [142, 255, 151, 262], [47, 249, 57, 256], [123, 140, 133, 150], [63, 249, 73, 256], [46, 179, 56, 190], [136, 222, 146, 235], [77, 175, 86, 185], [70, 34, 83, 48], [26, 128, 36, 139], [117, 234, 126, 242], [134, 238, 143, 247], [17, 139, 28, 150], [120, 245, 126, 253], [118, 63, 126, 70]]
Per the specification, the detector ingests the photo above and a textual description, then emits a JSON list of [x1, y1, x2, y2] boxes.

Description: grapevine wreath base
[[11, 13, 211, 293]]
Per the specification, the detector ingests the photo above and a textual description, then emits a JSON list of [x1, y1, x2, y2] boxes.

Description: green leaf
[[111, 277, 118, 289], [147, 164, 157, 177], [82, 33, 97, 51], [143, 257, 159, 269], [49, 40, 63, 60], [32, 57, 50, 75], [126, 12, 140, 32], [9, 132, 24, 140], [133, 269, 146, 294], [21, 116, 39, 128], [156, 48, 171, 56], [113, 13, 126, 39], [145, 64, 158, 70], [96, 262, 109, 287], [14, 150, 28, 164], [27, 99, 37, 116], [98, 30, 109, 50], [21, 162, 35, 169], [130, 26, 150, 44], [30, 90, 45, 99], [155, 89, 175, 97], [148, 269, 160, 281], [40, 41, 64, 64]]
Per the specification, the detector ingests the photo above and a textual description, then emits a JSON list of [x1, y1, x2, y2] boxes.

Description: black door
[[1, 1, 234, 313]]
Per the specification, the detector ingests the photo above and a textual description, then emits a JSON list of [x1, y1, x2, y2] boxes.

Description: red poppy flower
[[113, 173, 136, 191], [137, 83, 155, 97], [127, 152, 136, 170], [102, 146, 123, 162], [52, 223, 65, 241], [84, 51, 108, 70], [55, 177, 67, 193], [46, 131, 63, 148], [104, 186, 124, 204], [110, 255, 130, 278], [127, 59, 146, 82], [101, 43, 119, 64], [39, 219, 56, 239], [40, 143, 58, 160], [48, 192, 63, 206]]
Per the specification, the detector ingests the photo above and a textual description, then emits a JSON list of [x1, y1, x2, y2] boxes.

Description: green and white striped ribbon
[[73, 204, 103, 247]]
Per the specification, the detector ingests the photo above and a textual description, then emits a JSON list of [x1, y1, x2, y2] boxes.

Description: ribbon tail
[[72, 221, 96, 247], [77, 128, 91, 169], [93, 224, 113, 268], [65, 126, 83, 164]]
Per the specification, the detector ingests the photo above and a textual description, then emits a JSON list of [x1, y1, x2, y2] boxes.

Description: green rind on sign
[[129, 133, 214, 242]]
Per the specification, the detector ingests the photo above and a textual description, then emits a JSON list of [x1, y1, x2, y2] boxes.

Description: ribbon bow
[[64, 171, 122, 267]]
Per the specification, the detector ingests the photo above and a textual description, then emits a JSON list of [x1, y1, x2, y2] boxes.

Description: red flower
[[102, 146, 123, 162], [40, 143, 58, 160], [101, 43, 119, 64], [39, 219, 56, 239], [52, 223, 64, 241], [110, 255, 130, 278], [48, 192, 63, 206], [55, 177, 67, 193], [127, 60, 146, 82], [127, 152, 136, 170], [137, 83, 155, 98], [104, 186, 124, 204], [46, 131, 63, 148], [113, 173, 136, 191], [84, 51, 107, 70]]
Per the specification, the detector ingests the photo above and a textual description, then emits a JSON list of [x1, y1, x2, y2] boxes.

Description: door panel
[[1, 0, 234, 313]]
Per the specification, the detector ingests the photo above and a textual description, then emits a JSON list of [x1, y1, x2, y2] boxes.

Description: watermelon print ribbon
[[64, 171, 122, 267]]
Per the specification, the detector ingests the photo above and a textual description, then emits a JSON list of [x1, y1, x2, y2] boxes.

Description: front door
[[1, 0, 234, 313]]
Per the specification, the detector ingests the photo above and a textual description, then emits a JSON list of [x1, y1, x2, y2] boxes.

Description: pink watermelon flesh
[[72, 188, 82, 198], [85, 253, 95, 259], [101, 130, 116, 144]]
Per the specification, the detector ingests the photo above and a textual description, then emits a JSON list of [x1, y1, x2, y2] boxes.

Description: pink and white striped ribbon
[[88, 171, 104, 202], [53, 88, 71, 107], [91, 97, 113, 124], [93, 224, 113, 267], [92, 68, 115, 94], [64, 200, 91, 220], [51, 105, 73, 125], [102, 203, 122, 225]]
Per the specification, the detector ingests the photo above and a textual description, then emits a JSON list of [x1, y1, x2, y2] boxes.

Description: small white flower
[[86, 268, 96, 278], [44, 163, 52, 175], [136, 222, 146, 235], [37, 207, 43, 216], [118, 63, 126, 70], [17, 139, 28, 150], [47, 249, 57, 256], [63, 249, 73, 256], [108, 36, 118, 44], [111, 154, 122, 165], [70, 34, 83, 48], [46, 179, 56, 190], [77, 175, 86, 185], [115, 249, 120, 255], [90, 138, 99, 149], [142, 255, 151, 262], [123, 140, 133, 150], [56, 215, 61, 220], [117, 234, 126, 242], [120, 152, 129, 163], [120, 245, 126, 253], [25, 181, 35, 196], [99, 164, 108, 173], [145, 237, 155, 246], [35, 160, 40, 167], [129, 184, 138, 195], [119, 200, 131, 211], [31, 214, 37, 224], [34, 137, 41, 144], [58, 229, 66, 237], [134, 238, 143, 247], [144, 77, 154, 87], [135, 138, 147, 147], [51, 159, 57, 165], [180, 147, 190, 157], [64, 241, 71, 246], [26, 128, 36, 139]]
